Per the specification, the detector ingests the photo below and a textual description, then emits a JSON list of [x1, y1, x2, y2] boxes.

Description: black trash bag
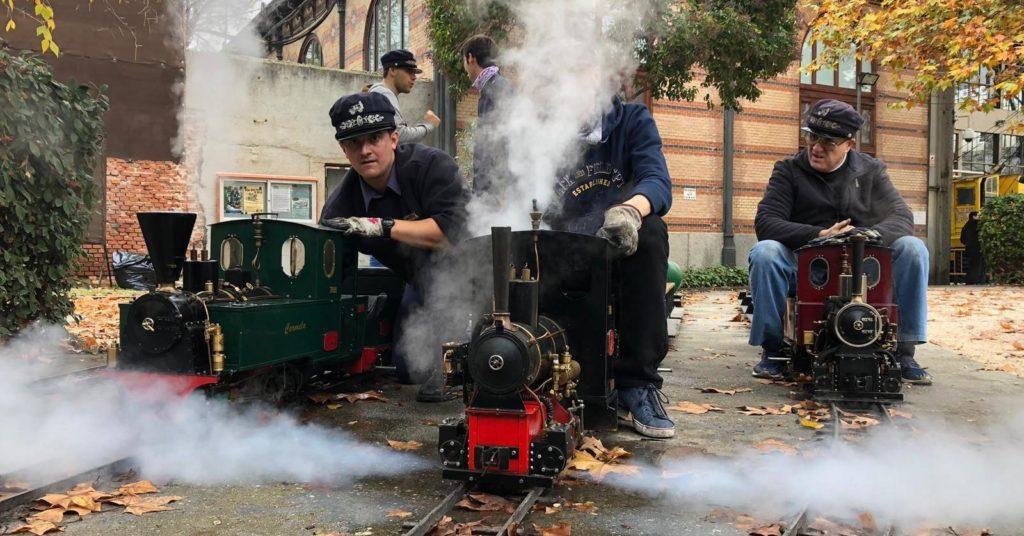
[[112, 252, 157, 290]]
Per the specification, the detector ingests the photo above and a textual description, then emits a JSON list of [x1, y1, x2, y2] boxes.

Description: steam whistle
[[530, 199, 542, 231]]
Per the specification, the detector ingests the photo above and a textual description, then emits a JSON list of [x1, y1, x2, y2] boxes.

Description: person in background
[[961, 211, 987, 284], [748, 98, 932, 385], [461, 34, 512, 195], [368, 49, 440, 144], [321, 92, 468, 402]]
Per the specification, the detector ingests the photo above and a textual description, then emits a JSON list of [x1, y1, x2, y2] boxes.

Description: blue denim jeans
[[747, 236, 929, 349]]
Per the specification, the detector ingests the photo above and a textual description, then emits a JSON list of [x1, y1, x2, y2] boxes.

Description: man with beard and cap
[[460, 34, 513, 196], [748, 98, 931, 384], [548, 95, 674, 438], [320, 91, 468, 402], [368, 49, 441, 144]]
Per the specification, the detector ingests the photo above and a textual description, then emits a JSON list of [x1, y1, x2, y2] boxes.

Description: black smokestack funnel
[[491, 226, 511, 315], [137, 212, 197, 286]]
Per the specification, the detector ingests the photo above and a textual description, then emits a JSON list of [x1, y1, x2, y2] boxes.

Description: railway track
[[0, 457, 136, 517], [783, 401, 898, 536], [402, 482, 545, 536]]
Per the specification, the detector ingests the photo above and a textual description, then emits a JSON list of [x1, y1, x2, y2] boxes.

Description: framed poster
[[217, 174, 321, 224]]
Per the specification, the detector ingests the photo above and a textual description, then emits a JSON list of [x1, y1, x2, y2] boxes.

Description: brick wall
[[75, 157, 203, 284]]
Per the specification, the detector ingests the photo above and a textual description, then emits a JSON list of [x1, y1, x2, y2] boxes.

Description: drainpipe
[[433, 73, 457, 155], [337, 0, 346, 69], [927, 88, 954, 284], [721, 107, 737, 266]]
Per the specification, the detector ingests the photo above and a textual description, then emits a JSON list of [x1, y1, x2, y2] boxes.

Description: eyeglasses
[[804, 132, 848, 150]]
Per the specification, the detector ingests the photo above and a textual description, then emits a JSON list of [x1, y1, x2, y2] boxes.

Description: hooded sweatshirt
[[551, 97, 672, 235]]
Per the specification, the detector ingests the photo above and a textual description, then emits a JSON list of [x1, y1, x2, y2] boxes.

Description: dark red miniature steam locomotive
[[784, 230, 903, 402], [437, 226, 620, 487]]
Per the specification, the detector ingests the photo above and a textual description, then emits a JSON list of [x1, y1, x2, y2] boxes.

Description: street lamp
[[856, 71, 880, 149]]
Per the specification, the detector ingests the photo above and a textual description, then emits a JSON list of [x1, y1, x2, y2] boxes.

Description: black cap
[[328, 92, 397, 141], [380, 49, 422, 73], [802, 99, 865, 140]]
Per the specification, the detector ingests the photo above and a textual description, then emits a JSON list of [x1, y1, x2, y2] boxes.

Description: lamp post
[[856, 72, 880, 149]]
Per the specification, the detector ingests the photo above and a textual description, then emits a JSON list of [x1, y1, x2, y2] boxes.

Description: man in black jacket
[[461, 34, 512, 196], [321, 92, 468, 401], [749, 99, 931, 384]]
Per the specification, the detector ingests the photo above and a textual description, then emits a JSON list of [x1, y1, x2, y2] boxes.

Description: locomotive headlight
[[833, 302, 883, 348]]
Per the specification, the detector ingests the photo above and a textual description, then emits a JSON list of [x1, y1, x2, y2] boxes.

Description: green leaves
[[0, 48, 108, 340], [678, 265, 750, 289], [979, 193, 1024, 285]]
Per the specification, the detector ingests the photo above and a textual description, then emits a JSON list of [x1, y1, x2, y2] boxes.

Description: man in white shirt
[[368, 49, 441, 144]]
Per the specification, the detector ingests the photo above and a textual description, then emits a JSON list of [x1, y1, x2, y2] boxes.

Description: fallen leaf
[[542, 500, 598, 515], [115, 480, 159, 496], [456, 492, 514, 513], [697, 387, 753, 395], [533, 521, 571, 536], [0, 480, 30, 492], [738, 405, 789, 416], [749, 523, 783, 536], [887, 408, 913, 419], [28, 508, 66, 524], [566, 450, 640, 482], [387, 439, 423, 451], [326, 403, 342, 410], [669, 401, 724, 414], [1000, 320, 1014, 333], [754, 439, 798, 455], [37, 494, 71, 509], [1014, 341, 1024, 351], [979, 363, 1016, 372], [7, 520, 63, 535], [858, 511, 878, 532], [386, 509, 413, 519], [113, 495, 182, 516], [341, 391, 388, 403], [800, 417, 824, 430]]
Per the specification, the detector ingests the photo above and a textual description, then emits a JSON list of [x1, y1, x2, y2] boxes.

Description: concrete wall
[[669, 232, 757, 269], [183, 52, 435, 229]]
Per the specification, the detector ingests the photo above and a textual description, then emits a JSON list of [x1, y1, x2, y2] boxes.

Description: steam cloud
[[0, 324, 423, 485], [613, 414, 1024, 529]]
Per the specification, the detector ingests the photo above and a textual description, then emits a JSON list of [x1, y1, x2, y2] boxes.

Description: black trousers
[[614, 214, 670, 389]]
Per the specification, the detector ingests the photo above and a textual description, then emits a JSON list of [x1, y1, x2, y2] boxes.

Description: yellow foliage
[[804, 0, 1024, 116]]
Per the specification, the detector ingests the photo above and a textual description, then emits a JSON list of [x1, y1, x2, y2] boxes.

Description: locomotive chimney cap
[[137, 212, 197, 286]]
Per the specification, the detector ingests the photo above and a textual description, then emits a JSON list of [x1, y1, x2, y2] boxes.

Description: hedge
[[677, 265, 749, 289], [0, 48, 109, 340], [979, 193, 1024, 285]]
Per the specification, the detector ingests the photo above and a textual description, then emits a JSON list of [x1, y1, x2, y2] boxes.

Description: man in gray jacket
[[369, 49, 440, 144], [748, 99, 931, 385]]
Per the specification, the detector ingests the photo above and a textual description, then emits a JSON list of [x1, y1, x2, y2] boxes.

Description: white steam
[[614, 414, 1024, 529], [0, 324, 423, 485], [464, 0, 652, 235]]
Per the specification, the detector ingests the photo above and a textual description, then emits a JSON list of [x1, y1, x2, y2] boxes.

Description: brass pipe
[[207, 323, 225, 374], [106, 344, 118, 368]]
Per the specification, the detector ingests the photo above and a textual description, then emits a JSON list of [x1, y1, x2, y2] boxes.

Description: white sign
[[683, 187, 697, 200], [270, 184, 292, 213], [913, 210, 927, 226]]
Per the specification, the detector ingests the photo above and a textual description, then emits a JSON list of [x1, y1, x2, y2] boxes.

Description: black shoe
[[752, 346, 786, 379], [897, 343, 933, 385]]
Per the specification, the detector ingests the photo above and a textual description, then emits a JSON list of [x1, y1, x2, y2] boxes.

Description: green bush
[[0, 48, 109, 340], [425, 0, 514, 99], [979, 193, 1024, 285], [677, 265, 749, 289]]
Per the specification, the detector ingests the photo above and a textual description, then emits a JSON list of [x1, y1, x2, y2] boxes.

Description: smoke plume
[[0, 324, 423, 486]]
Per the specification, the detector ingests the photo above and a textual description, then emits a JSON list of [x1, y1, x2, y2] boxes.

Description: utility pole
[[721, 108, 736, 267], [927, 88, 955, 284]]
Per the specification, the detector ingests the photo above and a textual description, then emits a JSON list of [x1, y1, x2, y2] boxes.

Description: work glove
[[596, 204, 642, 257], [321, 217, 383, 237]]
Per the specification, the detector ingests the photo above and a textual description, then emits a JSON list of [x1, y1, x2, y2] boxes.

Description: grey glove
[[596, 204, 642, 257], [321, 217, 383, 237]]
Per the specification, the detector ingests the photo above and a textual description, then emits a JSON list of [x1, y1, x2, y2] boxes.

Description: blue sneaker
[[752, 347, 786, 379], [898, 344, 933, 385], [618, 386, 675, 438]]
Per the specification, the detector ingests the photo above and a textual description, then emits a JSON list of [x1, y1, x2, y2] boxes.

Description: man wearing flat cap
[[368, 49, 440, 144], [748, 98, 931, 384], [320, 91, 467, 401]]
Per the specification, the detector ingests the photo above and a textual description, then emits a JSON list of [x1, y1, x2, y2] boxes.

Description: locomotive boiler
[[785, 230, 903, 403], [437, 224, 620, 487]]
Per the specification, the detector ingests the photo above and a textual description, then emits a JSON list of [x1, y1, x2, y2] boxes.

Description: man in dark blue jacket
[[749, 99, 931, 384], [550, 95, 674, 438], [461, 34, 513, 196]]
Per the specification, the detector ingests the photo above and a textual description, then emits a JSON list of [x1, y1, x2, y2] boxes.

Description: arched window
[[800, 33, 875, 154], [299, 34, 324, 66], [364, 0, 408, 72]]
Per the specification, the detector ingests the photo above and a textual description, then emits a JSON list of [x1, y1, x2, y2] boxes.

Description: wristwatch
[[381, 218, 395, 239]]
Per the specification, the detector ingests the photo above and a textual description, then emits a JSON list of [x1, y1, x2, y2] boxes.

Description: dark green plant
[[0, 48, 109, 340], [678, 265, 749, 289], [425, 0, 798, 110], [979, 194, 1024, 285]]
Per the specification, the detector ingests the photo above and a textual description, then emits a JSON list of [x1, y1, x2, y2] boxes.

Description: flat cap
[[802, 99, 865, 140], [380, 49, 422, 73], [328, 92, 396, 141]]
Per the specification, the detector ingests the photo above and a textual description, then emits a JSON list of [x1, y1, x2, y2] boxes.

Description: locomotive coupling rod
[[403, 482, 470, 536]]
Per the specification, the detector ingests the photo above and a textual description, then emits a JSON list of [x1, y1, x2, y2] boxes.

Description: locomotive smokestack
[[850, 234, 866, 299], [137, 212, 197, 287], [492, 227, 512, 317]]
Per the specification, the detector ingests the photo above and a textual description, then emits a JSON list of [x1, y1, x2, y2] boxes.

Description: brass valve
[[206, 322, 225, 374]]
